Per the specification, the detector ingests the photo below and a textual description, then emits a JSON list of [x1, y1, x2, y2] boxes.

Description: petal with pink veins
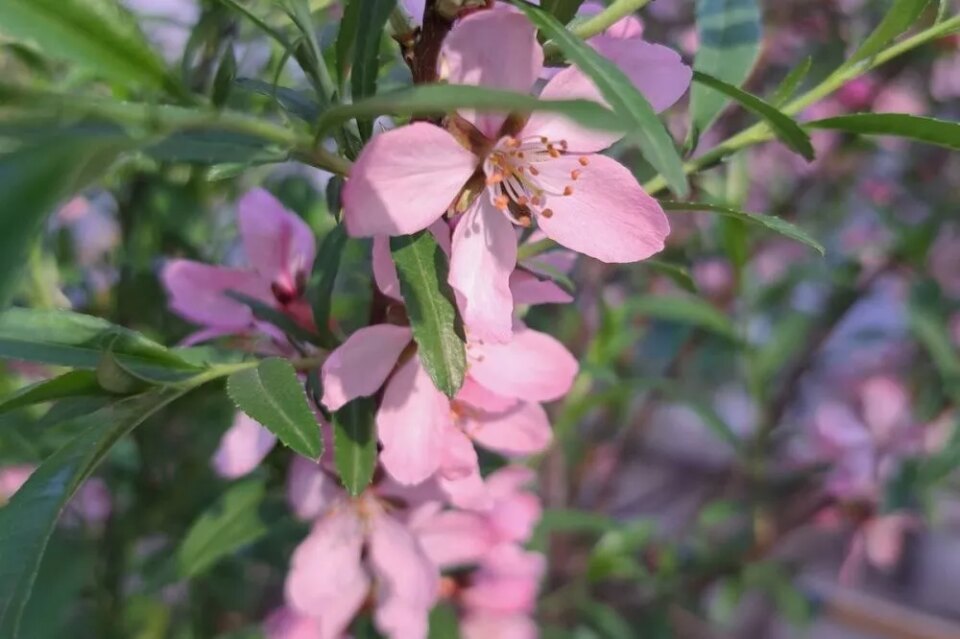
[[470, 325, 578, 402], [378, 356, 451, 485], [440, 5, 544, 138], [161, 260, 270, 329], [368, 513, 439, 639], [285, 509, 369, 638], [211, 412, 278, 478], [533, 154, 670, 263], [238, 188, 316, 286], [321, 324, 412, 411], [450, 199, 517, 344], [343, 123, 477, 237]]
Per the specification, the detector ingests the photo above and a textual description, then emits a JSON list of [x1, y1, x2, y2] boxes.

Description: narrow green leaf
[[513, 1, 688, 196], [308, 226, 349, 349], [542, 0, 588, 24], [0, 0, 181, 95], [692, 70, 814, 160], [427, 604, 462, 639], [336, 0, 362, 87], [771, 56, 812, 106], [177, 479, 268, 579], [0, 140, 121, 307], [0, 371, 106, 416], [0, 308, 201, 376], [908, 282, 960, 401], [390, 232, 466, 398], [316, 84, 622, 136], [234, 78, 321, 123], [226, 358, 322, 459], [660, 201, 825, 255], [213, 0, 296, 54], [689, 0, 762, 142], [352, 0, 396, 139], [805, 113, 960, 151], [625, 294, 740, 341], [642, 260, 696, 293], [224, 290, 323, 345], [332, 397, 378, 496], [0, 389, 184, 637], [845, 0, 930, 69], [212, 46, 238, 108]]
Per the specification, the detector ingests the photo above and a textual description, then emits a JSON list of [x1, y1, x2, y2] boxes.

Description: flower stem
[[642, 14, 960, 195]]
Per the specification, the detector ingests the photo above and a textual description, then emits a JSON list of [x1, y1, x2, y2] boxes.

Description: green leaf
[[308, 226, 349, 349], [542, 0, 588, 24], [351, 0, 396, 139], [234, 78, 321, 123], [642, 260, 696, 293], [513, 1, 688, 197], [212, 46, 238, 108], [805, 113, 960, 151], [0, 308, 201, 378], [332, 397, 378, 496], [226, 358, 323, 459], [316, 84, 622, 136], [336, 0, 362, 87], [625, 294, 740, 341], [660, 201, 825, 255], [427, 603, 462, 639], [390, 232, 466, 398], [0, 140, 121, 307], [0, 389, 184, 637], [0, 371, 106, 416], [692, 70, 814, 160], [770, 56, 812, 106], [845, 0, 930, 69], [689, 0, 762, 142], [177, 479, 269, 579], [0, 0, 181, 95], [908, 282, 960, 401]]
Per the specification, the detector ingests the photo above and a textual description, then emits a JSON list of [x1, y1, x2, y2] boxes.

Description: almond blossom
[[343, 5, 689, 341], [161, 188, 316, 345], [283, 457, 440, 639]]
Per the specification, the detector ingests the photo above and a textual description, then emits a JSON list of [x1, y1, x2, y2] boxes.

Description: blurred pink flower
[[932, 51, 960, 101], [211, 412, 279, 479], [839, 511, 919, 583], [459, 545, 545, 639], [161, 189, 316, 345], [343, 5, 686, 341], [692, 258, 735, 301], [0, 465, 111, 526], [284, 458, 439, 639], [929, 223, 960, 298], [264, 607, 324, 639]]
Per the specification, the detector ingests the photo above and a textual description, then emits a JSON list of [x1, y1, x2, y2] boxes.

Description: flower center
[[483, 135, 588, 226]]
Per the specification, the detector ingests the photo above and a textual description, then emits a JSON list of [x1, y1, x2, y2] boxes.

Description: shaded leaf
[[308, 226, 349, 349], [845, 0, 930, 68], [234, 78, 321, 123], [332, 397, 377, 496], [625, 294, 740, 341], [0, 371, 106, 416], [660, 201, 824, 255], [226, 358, 323, 459], [689, 0, 762, 143], [692, 70, 814, 160], [177, 479, 268, 578], [806, 113, 960, 151], [390, 232, 466, 398], [0, 389, 184, 637], [771, 56, 812, 106], [514, 1, 688, 196], [351, 0, 396, 139]]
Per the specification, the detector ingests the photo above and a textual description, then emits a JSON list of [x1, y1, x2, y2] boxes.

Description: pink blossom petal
[[286, 456, 343, 520], [465, 401, 553, 456], [457, 378, 518, 413], [441, 6, 544, 138], [343, 123, 477, 237], [510, 270, 573, 305], [368, 513, 439, 639], [414, 510, 496, 568], [161, 260, 270, 329], [470, 325, 578, 402], [815, 402, 871, 450], [461, 545, 545, 615], [860, 376, 910, 445], [450, 199, 517, 344], [864, 513, 917, 569], [378, 356, 451, 485], [441, 425, 480, 480], [285, 509, 369, 637], [321, 324, 412, 411], [524, 39, 690, 153], [439, 468, 493, 511], [264, 607, 324, 639], [373, 220, 453, 300], [532, 154, 669, 263], [0, 465, 34, 501], [238, 188, 316, 285], [211, 413, 278, 478], [485, 467, 541, 544], [462, 614, 538, 639]]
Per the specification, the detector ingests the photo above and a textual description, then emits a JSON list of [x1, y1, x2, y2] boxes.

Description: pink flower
[[211, 412, 279, 478], [413, 466, 542, 567], [0, 464, 111, 526], [321, 322, 577, 490], [459, 545, 545, 639], [161, 188, 316, 345], [839, 511, 919, 583], [283, 458, 439, 639], [809, 376, 919, 501], [343, 6, 687, 341], [264, 607, 324, 639]]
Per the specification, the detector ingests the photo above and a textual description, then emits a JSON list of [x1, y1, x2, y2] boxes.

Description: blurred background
[[1, 0, 959, 637]]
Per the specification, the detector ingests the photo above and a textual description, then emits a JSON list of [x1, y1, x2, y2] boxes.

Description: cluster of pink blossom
[[157, 2, 696, 635]]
